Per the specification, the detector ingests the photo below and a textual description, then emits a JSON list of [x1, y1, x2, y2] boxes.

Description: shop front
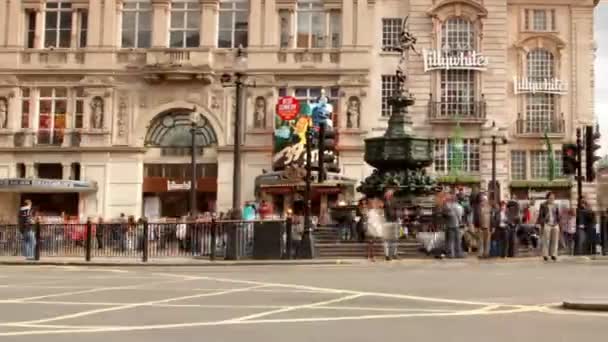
[[0, 178, 97, 222]]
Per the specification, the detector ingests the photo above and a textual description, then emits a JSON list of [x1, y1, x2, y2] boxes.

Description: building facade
[[0, 0, 598, 221]]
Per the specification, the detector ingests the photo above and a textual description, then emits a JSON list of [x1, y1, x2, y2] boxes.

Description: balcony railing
[[36, 129, 65, 146], [428, 98, 486, 123], [515, 117, 565, 136]]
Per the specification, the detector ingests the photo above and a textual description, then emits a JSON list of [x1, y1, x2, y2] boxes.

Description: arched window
[[441, 17, 475, 51], [145, 110, 218, 156], [526, 49, 554, 80]]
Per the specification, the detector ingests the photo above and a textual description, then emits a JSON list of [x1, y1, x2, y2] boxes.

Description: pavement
[[1, 260, 608, 341]]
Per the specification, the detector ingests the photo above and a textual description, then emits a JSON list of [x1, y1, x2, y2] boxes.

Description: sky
[[595, 3, 608, 155]]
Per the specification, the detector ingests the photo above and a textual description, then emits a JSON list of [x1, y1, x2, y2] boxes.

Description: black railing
[[428, 100, 486, 122], [0, 219, 290, 262], [516, 119, 565, 135]]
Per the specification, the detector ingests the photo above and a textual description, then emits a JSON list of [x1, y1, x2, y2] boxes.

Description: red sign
[[275, 96, 300, 121]]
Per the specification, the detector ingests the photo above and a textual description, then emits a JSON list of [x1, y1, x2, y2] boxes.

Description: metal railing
[[516, 118, 565, 135], [428, 100, 486, 122], [0, 219, 290, 262]]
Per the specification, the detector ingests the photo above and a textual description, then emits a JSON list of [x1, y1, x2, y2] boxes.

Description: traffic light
[[585, 125, 601, 182], [562, 143, 578, 175], [317, 123, 339, 183]]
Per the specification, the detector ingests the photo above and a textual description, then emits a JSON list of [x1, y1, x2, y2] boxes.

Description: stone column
[[6, 0, 23, 47], [200, 0, 218, 47], [62, 163, 72, 180], [0, 1, 6, 46], [248, 0, 262, 47], [152, 0, 169, 48], [25, 164, 36, 178], [34, 8, 44, 49], [70, 9, 79, 48], [355, 0, 367, 46], [88, 0, 102, 47], [341, 0, 353, 47], [102, 0, 117, 47], [263, 0, 278, 47]]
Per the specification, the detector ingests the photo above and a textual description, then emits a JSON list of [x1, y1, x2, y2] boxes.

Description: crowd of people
[[346, 187, 603, 262]]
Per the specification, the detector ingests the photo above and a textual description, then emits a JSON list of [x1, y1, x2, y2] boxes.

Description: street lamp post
[[489, 121, 506, 206], [189, 106, 202, 218], [224, 46, 248, 218]]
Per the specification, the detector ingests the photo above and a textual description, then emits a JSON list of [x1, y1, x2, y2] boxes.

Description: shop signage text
[[272, 144, 335, 170], [513, 77, 568, 95], [423, 49, 489, 72], [167, 180, 191, 191], [275, 96, 301, 121]]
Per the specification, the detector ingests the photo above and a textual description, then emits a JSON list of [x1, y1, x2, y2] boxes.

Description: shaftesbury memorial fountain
[[357, 18, 440, 201]]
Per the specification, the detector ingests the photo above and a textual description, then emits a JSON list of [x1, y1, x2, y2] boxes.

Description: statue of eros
[[394, 16, 420, 89]]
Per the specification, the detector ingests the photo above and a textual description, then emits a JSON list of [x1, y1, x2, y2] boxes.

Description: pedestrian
[[477, 195, 492, 258], [576, 199, 597, 255], [18, 199, 36, 260], [291, 213, 304, 258], [563, 208, 577, 255], [355, 199, 368, 242], [96, 217, 104, 250], [494, 201, 510, 258], [505, 197, 521, 257], [537, 192, 560, 261], [443, 193, 464, 258], [383, 189, 399, 261]]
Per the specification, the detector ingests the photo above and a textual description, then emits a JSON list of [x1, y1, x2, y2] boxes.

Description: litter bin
[[253, 221, 285, 260]]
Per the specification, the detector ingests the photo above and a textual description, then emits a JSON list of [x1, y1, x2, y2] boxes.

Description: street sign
[[275, 96, 300, 121]]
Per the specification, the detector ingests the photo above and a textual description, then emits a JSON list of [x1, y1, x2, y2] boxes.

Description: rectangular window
[[170, 0, 201, 48], [532, 9, 547, 31], [381, 75, 398, 117], [21, 89, 31, 129], [44, 0, 72, 48], [38, 88, 67, 145], [524, 9, 529, 31], [297, 0, 325, 48], [329, 11, 341, 48], [382, 18, 402, 52], [279, 10, 291, 48], [551, 9, 556, 31], [434, 139, 480, 173], [121, 0, 152, 48], [218, 0, 248, 48], [439, 70, 476, 118], [525, 94, 555, 133], [25, 11, 36, 49], [511, 150, 527, 180], [78, 10, 88, 48], [73, 88, 85, 129], [530, 150, 562, 179]]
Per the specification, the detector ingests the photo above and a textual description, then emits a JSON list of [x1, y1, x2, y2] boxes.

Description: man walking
[[18, 199, 35, 260], [477, 195, 492, 258], [537, 192, 560, 261], [576, 198, 597, 255], [443, 193, 464, 258], [383, 189, 399, 260]]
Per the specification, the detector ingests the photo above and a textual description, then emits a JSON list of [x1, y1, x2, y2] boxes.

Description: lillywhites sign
[[423, 49, 489, 72], [167, 180, 191, 191], [513, 77, 568, 95]]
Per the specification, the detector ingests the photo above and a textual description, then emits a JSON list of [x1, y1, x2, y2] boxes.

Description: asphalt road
[[0, 260, 607, 341]]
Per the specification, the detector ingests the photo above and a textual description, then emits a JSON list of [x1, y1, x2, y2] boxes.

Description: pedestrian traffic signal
[[562, 143, 578, 175], [585, 125, 601, 182], [317, 123, 339, 182]]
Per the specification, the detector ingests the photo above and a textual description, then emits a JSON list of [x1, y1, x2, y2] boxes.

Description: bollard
[[85, 219, 92, 262], [34, 219, 41, 261], [285, 217, 293, 259], [142, 219, 149, 263], [210, 219, 217, 261]]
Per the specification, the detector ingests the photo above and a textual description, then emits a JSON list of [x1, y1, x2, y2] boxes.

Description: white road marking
[[13, 285, 267, 325], [0, 306, 539, 336], [226, 294, 364, 322]]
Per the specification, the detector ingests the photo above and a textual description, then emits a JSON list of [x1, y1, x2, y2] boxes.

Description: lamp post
[[189, 107, 201, 218], [222, 46, 248, 218], [489, 121, 506, 206]]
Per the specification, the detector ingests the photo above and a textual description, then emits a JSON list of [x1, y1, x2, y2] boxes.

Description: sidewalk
[[0, 256, 368, 267], [0, 255, 604, 267]]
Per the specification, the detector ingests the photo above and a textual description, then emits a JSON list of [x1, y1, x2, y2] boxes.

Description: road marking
[[0, 305, 538, 336], [227, 293, 364, 322], [12, 285, 267, 325]]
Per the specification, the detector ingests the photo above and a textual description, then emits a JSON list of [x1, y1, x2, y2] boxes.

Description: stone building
[[0, 0, 599, 221]]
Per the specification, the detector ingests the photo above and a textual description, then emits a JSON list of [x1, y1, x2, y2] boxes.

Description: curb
[[0, 260, 362, 267], [562, 301, 608, 311]]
